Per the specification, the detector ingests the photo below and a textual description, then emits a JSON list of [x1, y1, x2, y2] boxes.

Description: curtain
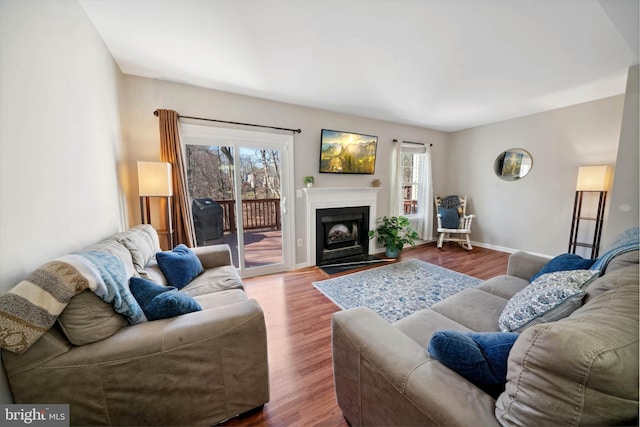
[[419, 145, 434, 241], [389, 142, 403, 217], [157, 109, 195, 247], [390, 140, 434, 240]]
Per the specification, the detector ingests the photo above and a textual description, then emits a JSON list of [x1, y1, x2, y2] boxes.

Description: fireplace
[[316, 206, 369, 265], [304, 187, 380, 267]]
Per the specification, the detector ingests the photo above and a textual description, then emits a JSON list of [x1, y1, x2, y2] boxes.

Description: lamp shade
[[576, 165, 612, 192], [137, 161, 173, 196]]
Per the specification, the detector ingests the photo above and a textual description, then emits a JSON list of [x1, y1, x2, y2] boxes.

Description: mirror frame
[[494, 149, 533, 181]]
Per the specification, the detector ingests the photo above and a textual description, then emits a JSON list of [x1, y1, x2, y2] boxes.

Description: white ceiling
[[79, 0, 639, 132]]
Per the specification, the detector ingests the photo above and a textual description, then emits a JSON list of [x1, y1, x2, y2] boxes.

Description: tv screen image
[[319, 129, 378, 174]]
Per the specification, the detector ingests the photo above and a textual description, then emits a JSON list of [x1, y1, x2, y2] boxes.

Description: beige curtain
[[157, 109, 195, 247]]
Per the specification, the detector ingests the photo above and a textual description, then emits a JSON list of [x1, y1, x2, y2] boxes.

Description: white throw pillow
[[498, 269, 600, 332]]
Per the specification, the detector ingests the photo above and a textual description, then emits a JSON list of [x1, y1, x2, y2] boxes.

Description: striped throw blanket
[[0, 251, 146, 354]]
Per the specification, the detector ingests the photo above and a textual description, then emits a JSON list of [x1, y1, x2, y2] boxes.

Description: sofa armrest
[[7, 299, 269, 426], [332, 307, 499, 426], [507, 251, 551, 281], [192, 243, 233, 268]]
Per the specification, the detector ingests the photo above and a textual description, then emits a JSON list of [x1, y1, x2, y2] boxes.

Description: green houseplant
[[368, 215, 419, 258], [304, 176, 315, 187]]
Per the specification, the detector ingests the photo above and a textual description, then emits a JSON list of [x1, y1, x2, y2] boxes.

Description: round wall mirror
[[494, 149, 532, 181]]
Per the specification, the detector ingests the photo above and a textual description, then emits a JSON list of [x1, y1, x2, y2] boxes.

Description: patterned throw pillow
[[499, 269, 600, 332]]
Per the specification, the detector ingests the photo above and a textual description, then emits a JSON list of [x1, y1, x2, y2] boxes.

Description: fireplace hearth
[[316, 206, 369, 265]]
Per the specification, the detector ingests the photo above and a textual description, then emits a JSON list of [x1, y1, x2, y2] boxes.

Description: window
[[401, 151, 422, 216], [392, 141, 433, 240]]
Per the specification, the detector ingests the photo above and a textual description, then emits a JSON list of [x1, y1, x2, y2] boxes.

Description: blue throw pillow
[[438, 207, 460, 229], [156, 244, 204, 289], [129, 277, 202, 321], [427, 330, 519, 396], [530, 253, 596, 282]]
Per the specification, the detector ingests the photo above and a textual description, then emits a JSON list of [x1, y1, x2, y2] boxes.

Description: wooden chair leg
[[463, 234, 473, 250], [437, 233, 445, 249]]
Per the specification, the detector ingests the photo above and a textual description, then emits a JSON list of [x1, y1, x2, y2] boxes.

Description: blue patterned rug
[[313, 259, 482, 322]]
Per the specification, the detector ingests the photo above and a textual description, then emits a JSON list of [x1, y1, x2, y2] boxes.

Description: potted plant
[[368, 215, 420, 258], [304, 176, 315, 187]]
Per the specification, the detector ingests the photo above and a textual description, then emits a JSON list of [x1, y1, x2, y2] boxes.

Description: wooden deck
[[218, 230, 283, 268]]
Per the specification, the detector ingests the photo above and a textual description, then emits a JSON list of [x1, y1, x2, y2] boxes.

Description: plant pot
[[306, 183, 313, 188], [385, 247, 400, 258]]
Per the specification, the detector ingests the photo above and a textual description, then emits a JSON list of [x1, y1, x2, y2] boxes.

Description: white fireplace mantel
[[304, 187, 380, 266]]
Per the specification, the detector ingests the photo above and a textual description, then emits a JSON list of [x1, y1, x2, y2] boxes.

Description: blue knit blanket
[[591, 227, 639, 273]]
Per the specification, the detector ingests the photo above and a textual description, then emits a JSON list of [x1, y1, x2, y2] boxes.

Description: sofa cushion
[[498, 269, 599, 332], [530, 253, 596, 281], [156, 244, 204, 289], [431, 288, 508, 332], [117, 224, 161, 273], [428, 330, 519, 396], [57, 290, 128, 345], [495, 264, 639, 426], [475, 275, 528, 300], [83, 238, 138, 280], [394, 308, 473, 348], [181, 265, 244, 297], [57, 239, 138, 345], [140, 260, 169, 286], [129, 277, 202, 321]]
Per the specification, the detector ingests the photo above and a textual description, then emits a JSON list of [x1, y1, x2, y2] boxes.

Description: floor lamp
[[138, 161, 175, 249], [568, 165, 612, 258]]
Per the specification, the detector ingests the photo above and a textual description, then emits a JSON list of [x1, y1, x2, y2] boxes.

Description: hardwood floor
[[221, 242, 510, 427]]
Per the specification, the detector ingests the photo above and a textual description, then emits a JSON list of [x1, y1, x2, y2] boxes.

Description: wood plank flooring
[[221, 242, 510, 427]]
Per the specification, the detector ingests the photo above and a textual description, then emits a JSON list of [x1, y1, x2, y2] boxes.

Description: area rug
[[313, 259, 482, 322]]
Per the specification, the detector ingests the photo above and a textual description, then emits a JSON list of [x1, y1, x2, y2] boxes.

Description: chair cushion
[[498, 269, 600, 332], [530, 253, 596, 281], [438, 207, 460, 229], [428, 330, 519, 396], [156, 244, 204, 289], [129, 277, 202, 321]]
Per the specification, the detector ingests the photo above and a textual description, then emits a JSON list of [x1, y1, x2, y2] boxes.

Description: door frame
[[181, 123, 295, 278]]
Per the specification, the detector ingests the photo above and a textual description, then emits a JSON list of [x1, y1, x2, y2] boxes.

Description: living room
[[1, 0, 638, 425]]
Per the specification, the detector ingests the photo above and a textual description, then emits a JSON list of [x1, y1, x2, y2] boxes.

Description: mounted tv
[[319, 129, 378, 174]]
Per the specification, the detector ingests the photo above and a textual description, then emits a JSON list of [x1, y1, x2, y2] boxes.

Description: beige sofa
[[332, 249, 638, 426], [1, 225, 269, 426]]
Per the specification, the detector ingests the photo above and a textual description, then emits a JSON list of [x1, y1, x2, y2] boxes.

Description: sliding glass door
[[181, 124, 294, 277]]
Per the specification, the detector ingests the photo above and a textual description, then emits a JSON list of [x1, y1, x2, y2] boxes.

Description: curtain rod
[[393, 139, 433, 147], [154, 110, 302, 134]]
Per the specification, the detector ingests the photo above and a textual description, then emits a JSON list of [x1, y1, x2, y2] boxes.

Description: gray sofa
[[332, 249, 638, 426], [1, 225, 269, 426]]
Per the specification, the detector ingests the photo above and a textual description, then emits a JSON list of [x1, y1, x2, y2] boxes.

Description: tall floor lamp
[[568, 165, 612, 258], [138, 161, 175, 249]]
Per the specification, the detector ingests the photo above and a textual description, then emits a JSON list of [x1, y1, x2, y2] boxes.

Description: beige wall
[[448, 95, 624, 256], [119, 75, 449, 265], [0, 0, 126, 402], [602, 65, 639, 243]]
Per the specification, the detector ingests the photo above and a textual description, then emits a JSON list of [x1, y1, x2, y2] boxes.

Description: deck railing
[[217, 199, 281, 232]]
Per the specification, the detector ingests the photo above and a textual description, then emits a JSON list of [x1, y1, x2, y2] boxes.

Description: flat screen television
[[319, 129, 378, 174]]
